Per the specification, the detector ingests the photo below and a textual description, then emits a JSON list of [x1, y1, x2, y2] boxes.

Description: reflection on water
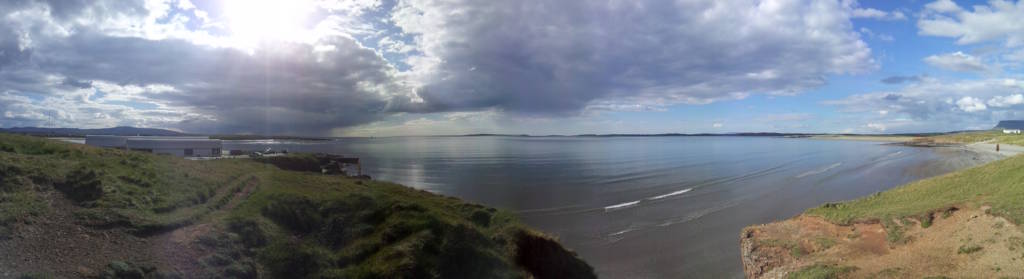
[[225, 136, 982, 278]]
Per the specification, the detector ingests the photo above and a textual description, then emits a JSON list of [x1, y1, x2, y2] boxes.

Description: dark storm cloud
[[32, 31, 404, 134], [391, 0, 876, 115], [60, 77, 92, 89]]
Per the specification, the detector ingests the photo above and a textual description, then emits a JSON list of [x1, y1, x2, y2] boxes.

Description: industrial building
[[85, 135, 222, 157]]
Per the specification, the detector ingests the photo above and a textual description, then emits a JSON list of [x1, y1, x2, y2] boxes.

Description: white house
[[1004, 129, 1022, 134], [85, 135, 222, 157]]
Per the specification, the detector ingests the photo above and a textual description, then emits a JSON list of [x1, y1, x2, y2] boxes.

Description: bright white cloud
[[851, 8, 906, 20], [956, 96, 987, 112], [919, 0, 1024, 47], [865, 123, 886, 132], [924, 51, 989, 72], [988, 94, 1024, 107]]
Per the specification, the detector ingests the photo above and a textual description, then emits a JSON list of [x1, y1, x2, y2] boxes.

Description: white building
[[1004, 129, 1022, 134], [85, 135, 222, 157]]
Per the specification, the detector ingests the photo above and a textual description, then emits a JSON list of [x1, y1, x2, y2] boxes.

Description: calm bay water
[[224, 136, 984, 278]]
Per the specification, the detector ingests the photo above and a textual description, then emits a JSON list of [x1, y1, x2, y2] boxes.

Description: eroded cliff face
[[740, 228, 788, 279], [740, 209, 1024, 278]]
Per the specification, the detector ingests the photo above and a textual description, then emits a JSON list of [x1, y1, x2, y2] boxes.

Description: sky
[[1, 0, 1023, 136]]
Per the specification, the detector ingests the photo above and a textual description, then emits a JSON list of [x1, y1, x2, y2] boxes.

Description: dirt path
[[0, 192, 157, 278], [149, 176, 259, 275], [0, 175, 260, 278]]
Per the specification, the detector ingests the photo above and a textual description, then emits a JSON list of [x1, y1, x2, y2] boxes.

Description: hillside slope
[[0, 134, 594, 278], [741, 146, 1024, 278]]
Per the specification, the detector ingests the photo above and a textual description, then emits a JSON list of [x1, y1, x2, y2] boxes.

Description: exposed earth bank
[[741, 207, 1024, 278], [742, 137, 1024, 278]]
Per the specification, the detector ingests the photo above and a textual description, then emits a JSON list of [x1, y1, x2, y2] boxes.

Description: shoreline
[[808, 135, 919, 142]]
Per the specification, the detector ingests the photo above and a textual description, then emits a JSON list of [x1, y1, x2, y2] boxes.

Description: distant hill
[[994, 120, 1024, 130], [0, 126, 186, 137]]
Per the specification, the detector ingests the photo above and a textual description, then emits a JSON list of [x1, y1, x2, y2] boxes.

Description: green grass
[[925, 130, 1024, 146], [806, 150, 1024, 226], [786, 264, 857, 279], [0, 133, 595, 278]]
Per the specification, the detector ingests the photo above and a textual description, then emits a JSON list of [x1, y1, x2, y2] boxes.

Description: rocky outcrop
[[740, 228, 789, 279]]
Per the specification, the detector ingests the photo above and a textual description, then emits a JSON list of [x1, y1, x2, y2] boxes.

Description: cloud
[[851, 8, 906, 21], [987, 94, 1024, 108], [825, 77, 1024, 132], [392, 0, 877, 115], [881, 75, 923, 84], [955, 96, 987, 112], [923, 51, 989, 72], [865, 123, 887, 132], [919, 0, 1024, 46], [756, 113, 813, 122], [0, 0, 413, 135], [924, 0, 962, 13], [712, 123, 723, 128], [859, 27, 895, 42], [0, 0, 881, 135]]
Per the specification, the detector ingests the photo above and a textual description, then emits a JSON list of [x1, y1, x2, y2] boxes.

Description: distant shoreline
[[808, 135, 919, 142]]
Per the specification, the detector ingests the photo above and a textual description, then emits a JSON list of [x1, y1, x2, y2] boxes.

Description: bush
[[226, 217, 268, 248], [470, 210, 492, 227], [0, 163, 26, 192], [259, 241, 333, 278], [958, 244, 983, 254], [261, 194, 322, 233], [436, 224, 507, 278], [57, 168, 104, 202], [224, 262, 258, 279]]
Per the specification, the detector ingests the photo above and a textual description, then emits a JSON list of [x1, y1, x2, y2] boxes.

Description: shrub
[[436, 224, 508, 278], [259, 241, 333, 278], [261, 194, 322, 234], [224, 262, 258, 279], [958, 244, 983, 254], [226, 217, 268, 248], [0, 163, 25, 192], [470, 210, 492, 227], [57, 168, 104, 202]]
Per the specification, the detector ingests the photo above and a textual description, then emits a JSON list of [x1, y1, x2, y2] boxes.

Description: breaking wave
[[795, 162, 842, 178]]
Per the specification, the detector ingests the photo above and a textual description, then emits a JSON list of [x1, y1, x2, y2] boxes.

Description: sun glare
[[223, 0, 313, 46]]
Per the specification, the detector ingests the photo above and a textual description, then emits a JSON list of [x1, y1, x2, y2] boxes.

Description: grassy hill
[[0, 133, 594, 278]]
